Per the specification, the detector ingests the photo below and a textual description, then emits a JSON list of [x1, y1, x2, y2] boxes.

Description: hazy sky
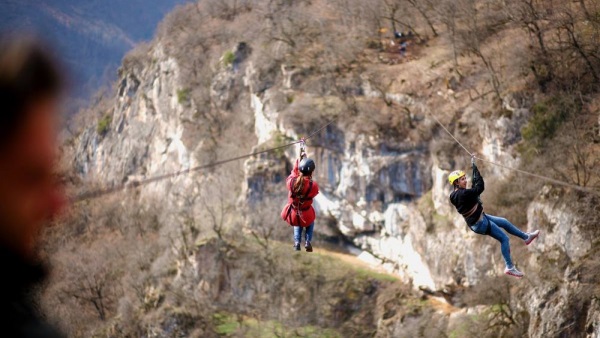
[[0, 0, 191, 101]]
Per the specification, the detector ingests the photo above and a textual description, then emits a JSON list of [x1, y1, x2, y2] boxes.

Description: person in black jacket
[[449, 155, 540, 278], [0, 36, 66, 337]]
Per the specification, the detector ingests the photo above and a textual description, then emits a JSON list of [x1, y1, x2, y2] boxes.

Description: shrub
[[521, 103, 562, 143], [122, 42, 152, 73], [520, 95, 580, 148], [213, 312, 238, 335], [177, 88, 190, 104], [97, 114, 112, 136], [272, 131, 294, 157], [222, 50, 235, 66]]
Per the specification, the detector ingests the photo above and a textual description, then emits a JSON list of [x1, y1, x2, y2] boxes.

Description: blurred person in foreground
[[0, 35, 66, 337]]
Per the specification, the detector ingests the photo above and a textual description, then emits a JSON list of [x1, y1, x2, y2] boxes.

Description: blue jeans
[[470, 214, 527, 268], [294, 222, 314, 243]]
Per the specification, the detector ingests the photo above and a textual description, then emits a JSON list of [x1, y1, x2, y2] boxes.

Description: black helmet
[[299, 158, 315, 175]]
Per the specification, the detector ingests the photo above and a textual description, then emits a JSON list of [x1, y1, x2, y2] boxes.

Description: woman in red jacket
[[281, 148, 319, 252]]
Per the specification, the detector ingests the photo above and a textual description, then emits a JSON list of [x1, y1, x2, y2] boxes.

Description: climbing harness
[[284, 179, 314, 227], [460, 203, 478, 218]]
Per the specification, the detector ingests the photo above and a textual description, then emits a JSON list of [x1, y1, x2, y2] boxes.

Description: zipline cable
[[428, 113, 473, 156], [305, 116, 339, 139], [475, 156, 598, 195], [73, 117, 339, 203], [428, 111, 599, 195]]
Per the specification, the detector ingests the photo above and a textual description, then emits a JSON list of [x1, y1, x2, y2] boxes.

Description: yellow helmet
[[448, 170, 465, 185]]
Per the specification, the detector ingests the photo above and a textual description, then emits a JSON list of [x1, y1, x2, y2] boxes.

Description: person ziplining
[[74, 102, 596, 270], [448, 154, 540, 278], [281, 140, 319, 252]]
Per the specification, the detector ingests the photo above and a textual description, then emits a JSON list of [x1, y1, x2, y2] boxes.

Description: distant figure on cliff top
[[448, 155, 540, 278], [0, 35, 66, 337], [281, 143, 319, 252], [399, 41, 408, 56]]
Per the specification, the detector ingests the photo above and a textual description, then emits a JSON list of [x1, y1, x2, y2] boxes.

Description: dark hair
[[293, 173, 305, 195], [0, 36, 62, 146]]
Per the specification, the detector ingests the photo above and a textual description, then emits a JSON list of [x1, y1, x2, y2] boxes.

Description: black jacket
[[0, 248, 64, 338], [449, 164, 484, 226]]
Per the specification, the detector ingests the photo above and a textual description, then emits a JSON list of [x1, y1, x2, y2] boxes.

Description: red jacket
[[280, 159, 319, 227]]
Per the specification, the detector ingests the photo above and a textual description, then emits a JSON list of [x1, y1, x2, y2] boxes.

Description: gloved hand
[[471, 154, 476, 165], [299, 138, 307, 159]]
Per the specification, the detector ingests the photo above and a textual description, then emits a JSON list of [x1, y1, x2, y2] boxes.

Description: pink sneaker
[[504, 266, 524, 278], [525, 230, 540, 245]]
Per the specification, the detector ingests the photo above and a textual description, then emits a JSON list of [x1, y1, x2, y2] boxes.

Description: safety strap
[[461, 203, 478, 218], [467, 213, 492, 235], [304, 181, 314, 200], [284, 204, 310, 225], [473, 163, 483, 207], [289, 179, 313, 226], [290, 179, 313, 201]]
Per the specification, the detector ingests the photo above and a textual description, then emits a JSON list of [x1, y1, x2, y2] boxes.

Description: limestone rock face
[[76, 45, 195, 195]]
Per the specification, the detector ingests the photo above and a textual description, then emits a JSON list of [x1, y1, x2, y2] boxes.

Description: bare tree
[[58, 245, 120, 322], [370, 75, 396, 107], [63, 274, 112, 321], [379, 0, 422, 36], [249, 219, 275, 251], [505, 0, 555, 90], [263, 0, 319, 58], [382, 0, 402, 33], [455, 0, 504, 102], [204, 0, 254, 20], [204, 187, 230, 242], [367, 74, 416, 128], [405, 0, 438, 37], [552, 119, 600, 188], [436, 0, 461, 69], [557, 9, 600, 82]]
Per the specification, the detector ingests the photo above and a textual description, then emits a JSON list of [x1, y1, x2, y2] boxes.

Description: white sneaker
[[504, 266, 524, 278], [525, 230, 540, 245]]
